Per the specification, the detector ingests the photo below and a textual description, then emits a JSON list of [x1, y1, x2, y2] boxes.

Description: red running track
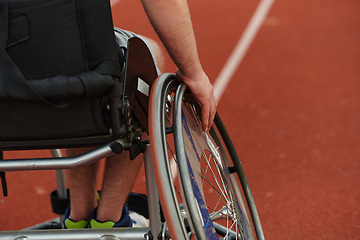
[[1, 0, 359, 239]]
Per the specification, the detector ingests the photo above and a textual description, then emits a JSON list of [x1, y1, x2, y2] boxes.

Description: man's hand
[[176, 69, 217, 132]]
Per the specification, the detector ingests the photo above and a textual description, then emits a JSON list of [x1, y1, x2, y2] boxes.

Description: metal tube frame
[[0, 139, 127, 172], [0, 141, 161, 240], [144, 144, 162, 238], [51, 149, 67, 227], [0, 227, 150, 240]]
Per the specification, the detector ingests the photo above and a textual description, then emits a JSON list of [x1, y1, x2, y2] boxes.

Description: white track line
[[213, 0, 275, 102]]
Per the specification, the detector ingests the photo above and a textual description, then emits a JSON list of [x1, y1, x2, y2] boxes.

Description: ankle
[[96, 207, 121, 223], [69, 212, 90, 222], [69, 205, 96, 222]]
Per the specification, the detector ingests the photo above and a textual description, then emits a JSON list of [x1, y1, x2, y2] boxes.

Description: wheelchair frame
[[0, 142, 161, 240], [0, 37, 264, 240]]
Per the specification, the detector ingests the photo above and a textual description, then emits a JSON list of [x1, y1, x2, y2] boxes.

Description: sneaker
[[63, 206, 88, 229], [89, 206, 133, 228]]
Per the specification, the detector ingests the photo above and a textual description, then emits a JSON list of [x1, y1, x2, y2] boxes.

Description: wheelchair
[[0, 36, 265, 240]]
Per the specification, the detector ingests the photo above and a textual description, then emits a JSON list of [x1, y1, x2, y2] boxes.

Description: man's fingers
[[201, 97, 217, 132], [209, 99, 216, 131], [207, 98, 217, 131], [201, 103, 210, 131]]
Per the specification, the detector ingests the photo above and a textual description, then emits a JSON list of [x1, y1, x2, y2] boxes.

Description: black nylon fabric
[[0, 62, 120, 101], [0, 0, 121, 141], [0, 0, 9, 47], [6, 0, 119, 79], [0, 0, 54, 105], [1, 0, 120, 104], [0, 98, 109, 141], [0, 45, 51, 104]]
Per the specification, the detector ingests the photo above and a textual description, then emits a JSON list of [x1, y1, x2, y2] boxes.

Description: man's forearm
[[140, 0, 202, 78]]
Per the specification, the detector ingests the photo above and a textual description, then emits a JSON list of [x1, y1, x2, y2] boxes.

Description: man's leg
[[65, 149, 142, 224], [96, 151, 143, 222], [66, 36, 164, 225], [66, 148, 99, 222]]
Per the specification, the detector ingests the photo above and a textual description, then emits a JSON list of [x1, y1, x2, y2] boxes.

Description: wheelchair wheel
[[149, 73, 189, 240], [173, 83, 265, 240]]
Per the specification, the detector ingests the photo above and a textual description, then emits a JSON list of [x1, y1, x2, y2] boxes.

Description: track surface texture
[[1, 0, 359, 239]]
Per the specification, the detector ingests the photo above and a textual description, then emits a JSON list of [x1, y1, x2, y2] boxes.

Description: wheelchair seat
[[1, 33, 158, 152]]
